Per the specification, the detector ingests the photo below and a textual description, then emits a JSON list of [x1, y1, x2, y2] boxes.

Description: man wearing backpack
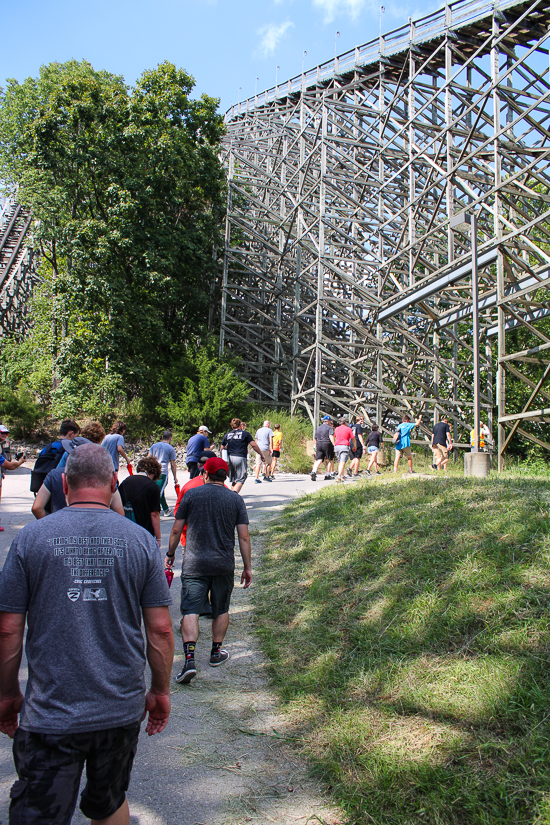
[[30, 419, 80, 495]]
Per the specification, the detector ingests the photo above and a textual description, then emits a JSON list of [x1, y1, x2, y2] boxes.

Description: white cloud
[[312, 0, 368, 22], [256, 20, 295, 57]]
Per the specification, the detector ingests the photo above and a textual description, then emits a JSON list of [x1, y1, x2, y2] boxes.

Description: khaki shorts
[[433, 443, 448, 460], [255, 449, 271, 467], [396, 446, 412, 458]]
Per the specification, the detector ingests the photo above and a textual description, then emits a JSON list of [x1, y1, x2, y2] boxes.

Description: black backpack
[[30, 440, 66, 493]]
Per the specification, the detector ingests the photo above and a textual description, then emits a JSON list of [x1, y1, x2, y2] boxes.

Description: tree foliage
[[0, 59, 226, 419]]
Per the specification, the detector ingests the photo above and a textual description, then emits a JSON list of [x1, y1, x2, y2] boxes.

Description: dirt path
[[0, 467, 341, 825]]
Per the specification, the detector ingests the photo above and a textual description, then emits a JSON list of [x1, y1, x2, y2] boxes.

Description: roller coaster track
[[221, 0, 550, 467], [0, 198, 39, 336]]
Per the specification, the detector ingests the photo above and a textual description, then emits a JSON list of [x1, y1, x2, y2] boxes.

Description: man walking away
[[254, 420, 274, 483], [311, 415, 335, 481], [149, 430, 179, 516], [270, 425, 283, 477], [221, 419, 263, 494], [349, 415, 366, 478], [30, 418, 80, 494], [184, 426, 211, 480], [334, 418, 356, 483], [167, 457, 252, 684], [119, 456, 163, 548], [102, 420, 131, 472], [393, 414, 423, 474], [366, 424, 384, 475], [0, 443, 174, 825], [431, 416, 453, 471]]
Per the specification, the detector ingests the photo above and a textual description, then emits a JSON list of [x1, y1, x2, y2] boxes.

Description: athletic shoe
[[175, 658, 197, 684], [432, 463, 438, 470], [265, 477, 273, 482], [209, 649, 229, 667], [346, 468, 352, 477], [163, 509, 173, 518], [255, 479, 262, 484], [310, 472, 316, 481], [365, 470, 371, 477], [376, 471, 382, 475], [323, 475, 332, 480], [336, 478, 345, 483]]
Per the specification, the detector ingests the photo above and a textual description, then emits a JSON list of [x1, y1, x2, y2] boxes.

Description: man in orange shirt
[[270, 425, 283, 477]]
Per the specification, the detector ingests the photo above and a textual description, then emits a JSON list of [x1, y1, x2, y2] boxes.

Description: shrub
[[0, 384, 42, 437]]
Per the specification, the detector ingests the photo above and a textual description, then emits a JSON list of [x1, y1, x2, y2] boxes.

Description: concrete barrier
[[464, 452, 491, 477]]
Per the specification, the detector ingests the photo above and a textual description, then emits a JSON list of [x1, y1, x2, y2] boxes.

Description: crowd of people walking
[[0, 409, 493, 823]]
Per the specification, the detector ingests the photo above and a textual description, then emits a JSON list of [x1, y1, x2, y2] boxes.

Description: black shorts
[[272, 450, 280, 458], [11, 722, 140, 824], [351, 445, 363, 459], [180, 574, 234, 619], [315, 443, 334, 461]]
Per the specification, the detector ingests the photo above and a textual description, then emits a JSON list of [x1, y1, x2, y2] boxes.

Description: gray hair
[[65, 443, 115, 490]]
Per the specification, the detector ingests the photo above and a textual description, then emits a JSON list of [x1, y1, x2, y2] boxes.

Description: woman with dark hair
[[119, 456, 162, 546], [366, 424, 383, 475]]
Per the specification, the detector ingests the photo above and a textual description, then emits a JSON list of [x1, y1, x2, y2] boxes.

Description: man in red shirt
[[333, 418, 356, 483]]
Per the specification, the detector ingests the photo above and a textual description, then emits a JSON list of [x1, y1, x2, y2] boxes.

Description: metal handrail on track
[[225, 0, 521, 122]]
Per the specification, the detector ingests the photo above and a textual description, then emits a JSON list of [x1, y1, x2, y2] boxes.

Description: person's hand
[[164, 555, 174, 569], [0, 693, 24, 738], [241, 568, 252, 588], [143, 690, 170, 735]]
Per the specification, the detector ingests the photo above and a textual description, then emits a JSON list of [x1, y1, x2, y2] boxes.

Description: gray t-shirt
[[149, 441, 177, 475], [254, 427, 273, 451], [0, 508, 171, 735], [102, 433, 124, 470], [175, 484, 249, 575]]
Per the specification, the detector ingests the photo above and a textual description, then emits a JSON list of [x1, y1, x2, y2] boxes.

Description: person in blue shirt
[[393, 414, 422, 474]]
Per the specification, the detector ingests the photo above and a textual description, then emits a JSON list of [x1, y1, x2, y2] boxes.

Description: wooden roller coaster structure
[[220, 0, 550, 468]]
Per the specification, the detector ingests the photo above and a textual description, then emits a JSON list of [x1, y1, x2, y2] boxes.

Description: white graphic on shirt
[[67, 588, 81, 602], [48, 535, 127, 590]]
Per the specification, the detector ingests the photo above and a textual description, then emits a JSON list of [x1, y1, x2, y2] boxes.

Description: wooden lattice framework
[[221, 0, 550, 468]]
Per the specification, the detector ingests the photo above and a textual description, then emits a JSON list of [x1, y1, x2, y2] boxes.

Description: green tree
[[0, 59, 226, 416]]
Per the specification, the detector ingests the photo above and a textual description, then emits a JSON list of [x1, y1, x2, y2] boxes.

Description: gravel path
[[0, 466, 341, 825]]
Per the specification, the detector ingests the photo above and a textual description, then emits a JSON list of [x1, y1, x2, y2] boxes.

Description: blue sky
[[1, 0, 438, 116]]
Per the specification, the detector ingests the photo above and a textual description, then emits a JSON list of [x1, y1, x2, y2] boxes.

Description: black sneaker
[[209, 649, 229, 667], [346, 467, 352, 477], [175, 658, 197, 683], [310, 472, 316, 481], [323, 475, 332, 480]]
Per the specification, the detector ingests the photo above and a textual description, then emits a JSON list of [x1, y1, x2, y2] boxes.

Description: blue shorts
[[368, 446, 379, 453]]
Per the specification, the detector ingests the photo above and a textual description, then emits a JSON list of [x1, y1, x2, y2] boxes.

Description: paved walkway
[[0, 466, 341, 825]]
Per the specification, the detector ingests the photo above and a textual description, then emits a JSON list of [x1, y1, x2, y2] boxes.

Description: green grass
[[254, 475, 550, 824]]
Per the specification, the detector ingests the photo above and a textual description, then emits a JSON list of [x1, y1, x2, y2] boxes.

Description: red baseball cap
[[204, 457, 229, 474]]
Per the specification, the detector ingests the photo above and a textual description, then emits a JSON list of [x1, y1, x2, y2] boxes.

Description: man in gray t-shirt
[[149, 430, 179, 517], [254, 420, 274, 482], [167, 457, 252, 685], [0, 443, 174, 824]]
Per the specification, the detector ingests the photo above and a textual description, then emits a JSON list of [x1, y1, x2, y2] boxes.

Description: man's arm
[[109, 489, 124, 516], [117, 444, 130, 463], [142, 606, 174, 736], [249, 439, 263, 457], [170, 459, 178, 483], [415, 415, 423, 427], [269, 434, 273, 453], [150, 511, 161, 545], [32, 484, 52, 520], [167, 519, 185, 562], [0, 612, 25, 738], [237, 524, 252, 588], [1, 456, 26, 472]]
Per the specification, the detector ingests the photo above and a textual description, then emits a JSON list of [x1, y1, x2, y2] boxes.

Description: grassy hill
[[254, 475, 550, 824]]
